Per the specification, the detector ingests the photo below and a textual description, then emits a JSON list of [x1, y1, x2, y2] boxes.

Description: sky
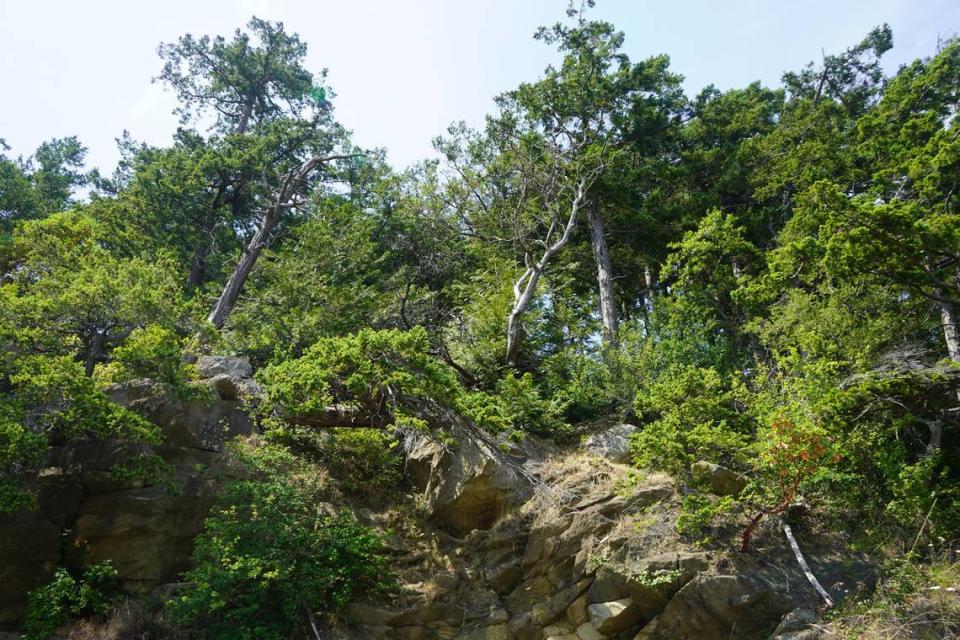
[[1, 0, 957, 174]]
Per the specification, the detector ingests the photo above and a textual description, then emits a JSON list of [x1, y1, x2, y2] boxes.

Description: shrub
[[0, 355, 163, 512], [630, 365, 749, 476], [676, 493, 735, 542], [96, 325, 199, 398], [259, 327, 462, 431], [169, 478, 393, 640], [25, 562, 120, 640], [260, 327, 572, 440], [327, 427, 402, 492]]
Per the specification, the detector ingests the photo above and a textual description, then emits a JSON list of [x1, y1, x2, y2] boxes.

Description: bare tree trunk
[[506, 267, 545, 367], [235, 94, 255, 135], [187, 217, 216, 288], [643, 263, 658, 316], [84, 332, 105, 377], [505, 179, 587, 367], [207, 153, 357, 329], [938, 297, 960, 362], [924, 295, 960, 453], [587, 198, 618, 346]]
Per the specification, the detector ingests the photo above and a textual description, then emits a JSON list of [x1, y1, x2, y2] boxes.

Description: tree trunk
[[84, 331, 105, 377], [187, 217, 216, 288], [505, 179, 587, 367], [643, 263, 658, 316], [506, 267, 544, 367], [207, 153, 357, 329], [937, 297, 960, 362], [588, 198, 618, 346], [206, 207, 277, 329], [934, 296, 960, 452], [235, 94, 255, 135]]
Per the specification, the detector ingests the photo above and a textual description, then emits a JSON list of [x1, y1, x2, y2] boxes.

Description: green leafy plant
[[25, 562, 120, 640], [676, 493, 735, 542], [169, 478, 393, 640], [631, 365, 749, 476], [0, 355, 163, 512], [741, 417, 839, 551], [327, 427, 402, 492], [96, 325, 200, 398]]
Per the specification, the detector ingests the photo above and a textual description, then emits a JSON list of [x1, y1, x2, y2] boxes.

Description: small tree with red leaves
[[741, 417, 839, 552]]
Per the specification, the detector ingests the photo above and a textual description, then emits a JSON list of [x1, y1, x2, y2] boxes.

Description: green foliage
[[25, 562, 120, 640], [325, 428, 402, 492], [260, 327, 462, 431], [542, 347, 617, 421], [97, 325, 200, 397], [169, 478, 392, 640], [460, 372, 571, 439], [675, 494, 734, 542], [631, 366, 750, 476], [0, 354, 162, 512], [5, 212, 185, 374], [224, 202, 392, 364]]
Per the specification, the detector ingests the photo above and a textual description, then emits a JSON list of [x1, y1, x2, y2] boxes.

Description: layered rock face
[[0, 357, 257, 624], [333, 425, 873, 640]]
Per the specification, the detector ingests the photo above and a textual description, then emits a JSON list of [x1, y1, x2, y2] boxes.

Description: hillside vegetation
[[2, 2, 959, 638]]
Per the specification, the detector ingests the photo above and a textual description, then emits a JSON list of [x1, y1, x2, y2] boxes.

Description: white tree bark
[[937, 297, 960, 362], [505, 179, 587, 366], [588, 198, 618, 346]]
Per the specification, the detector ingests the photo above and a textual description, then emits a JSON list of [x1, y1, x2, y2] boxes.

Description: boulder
[[575, 622, 605, 640], [770, 608, 821, 639], [583, 423, 637, 463], [105, 380, 254, 452], [67, 477, 220, 590], [641, 574, 795, 640], [405, 427, 532, 535], [690, 461, 747, 496], [206, 373, 262, 401], [195, 355, 253, 379], [588, 598, 643, 634]]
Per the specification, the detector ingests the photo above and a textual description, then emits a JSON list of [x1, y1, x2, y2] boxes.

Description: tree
[[156, 18, 356, 325], [157, 17, 316, 136], [6, 213, 183, 375], [0, 137, 89, 237]]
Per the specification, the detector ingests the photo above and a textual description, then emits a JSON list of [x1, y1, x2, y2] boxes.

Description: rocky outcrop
[[691, 460, 747, 497], [1, 360, 876, 639], [582, 424, 637, 463], [332, 447, 874, 640], [404, 426, 534, 535], [0, 358, 256, 622]]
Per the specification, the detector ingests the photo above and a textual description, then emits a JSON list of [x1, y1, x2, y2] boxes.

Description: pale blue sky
[[1, 0, 957, 173]]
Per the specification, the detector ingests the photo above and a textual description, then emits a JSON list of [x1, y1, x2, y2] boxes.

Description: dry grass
[[61, 595, 189, 640]]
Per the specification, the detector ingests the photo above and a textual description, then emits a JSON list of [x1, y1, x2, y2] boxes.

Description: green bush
[[25, 562, 120, 640], [327, 427, 402, 491], [542, 347, 616, 422], [492, 372, 570, 438], [630, 366, 749, 476], [675, 493, 735, 542], [259, 327, 462, 431], [97, 325, 200, 398], [169, 479, 393, 640], [260, 327, 571, 440], [459, 372, 571, 440], [0, 355, 163, 512]]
